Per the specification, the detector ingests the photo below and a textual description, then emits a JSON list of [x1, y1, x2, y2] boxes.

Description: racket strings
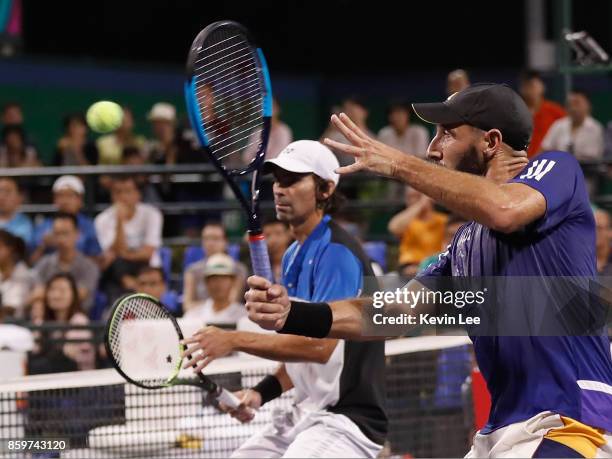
[[193, 27, 265, 168], [108, 296, 180, 388]]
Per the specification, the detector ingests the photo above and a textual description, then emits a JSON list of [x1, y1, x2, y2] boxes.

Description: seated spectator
[[96, 107, 146, 165], [243, 98, 293, 163], [121, 147, 161, 203], [95, 176, 163, 302], [0, 177, 33, 248], [31, 213, 100, 314], [31, 175, 102, 264], [135, 266, 179, 313], [540, 89, 604, 161], [388, 186, 448, 278], [323, 96, 375, 166], [446, 69, 470, 96], [30, 273, 95, 373], [146, 102, 198, 164], [182, 222, 248, 312], [595, 208, 612, 275], [519, 70, 566, 158], [0, 124, 40, 167], [53, 113, 98, 166], [183, 254, 246, 326], [262, 218, 292, 282], [0, 230, 34, 319], [377, 101, 429, 158], [1, 101, 23, 126]]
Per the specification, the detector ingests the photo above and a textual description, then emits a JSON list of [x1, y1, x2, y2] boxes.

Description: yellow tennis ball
[[86, 101, 124, 134]]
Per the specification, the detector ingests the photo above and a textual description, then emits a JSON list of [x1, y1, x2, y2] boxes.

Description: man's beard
[[455, 145, 485, 175]]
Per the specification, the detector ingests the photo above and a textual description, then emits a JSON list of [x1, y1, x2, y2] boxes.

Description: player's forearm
[[392, 154, 518, 231], [231, 331, 336, 363]]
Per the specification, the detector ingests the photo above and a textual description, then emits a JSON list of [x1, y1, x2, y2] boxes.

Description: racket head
[[184, 20, 272, 177], [104, 293, 185, 390]]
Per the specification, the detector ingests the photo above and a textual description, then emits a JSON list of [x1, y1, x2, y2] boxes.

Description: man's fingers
[[244, 288, 270, 303], [245, 301, 286, 314], [180, 335, 201, 345], [335, 163, 364, 175], [246, 275, 272, 290], [338, 112, 370, 140], [193, 356, 213, 373], [182, 353, 204, 369], [329, 114, 365, 146], [267, 285, 286, 299], [323, 137, 364, 157], [181, 342, 203, 356]]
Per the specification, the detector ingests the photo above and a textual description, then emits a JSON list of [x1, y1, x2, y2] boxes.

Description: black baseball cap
[[412, 83, 533, 151]]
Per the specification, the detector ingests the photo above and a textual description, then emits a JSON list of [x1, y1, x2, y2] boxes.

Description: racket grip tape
[[216, 388, 241, 409], [248, 234, 274, 282]]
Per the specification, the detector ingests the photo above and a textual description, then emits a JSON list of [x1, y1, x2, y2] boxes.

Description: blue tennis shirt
[[420, 151, 612, 433]]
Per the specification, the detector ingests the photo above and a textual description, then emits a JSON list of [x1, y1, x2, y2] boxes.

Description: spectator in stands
[[183, 253, 246, 326], [95, 176, 163, 302], [540, 89, 604, 161], [136, 266, 179, 313], [120, 146, 161, 203], [519, 70, 566, 158], [262, 218, 292, 282], [96, 107, 146, 165], [30, 273, 95, 372], [0, 124, 40, 167], [0, 177, 33, 247], [0, 229, 34, 318], [32, 213, 100, 314], [418, 214, 467, 272], [388, 186, 448, 278], [146, 102, 199, 165], [31, 175, 102, 263], [377, 101, 429, 158], [243, 98, 293, 163], [446, 69, 470, 96], [1, 101, 23, 126], [324, 97, 375, 166], [595, 208, 612, 275], [53, 113, 98, 166], [182, 222, 248, 312]]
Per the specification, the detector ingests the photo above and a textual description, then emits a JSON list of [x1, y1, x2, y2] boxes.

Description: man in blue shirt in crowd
[[245, 84, 612, 458], [30, 175, 101, 263], [183, 140, 386, 458]]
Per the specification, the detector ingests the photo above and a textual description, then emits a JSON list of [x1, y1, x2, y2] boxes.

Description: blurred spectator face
[[4, 129, 24, 151], [263, 221, 291, 257], [119, 108, 134, 132], [151, 119, 174, 141], [67, 116, 87, 138], [272, 167, 318, 225], [54, 189, 82, 215], [343, 100, 368, 126], [519, 76, 545, 107], [446, 70, 470, 96], [595, 209, 611, 253], [202, 224, 227, 256], [52, 217, 79, 252], [111, 178, 141, 209], [389, 107, 410, 133], [137, 269, 166, 300], [45, 277, 75, 317], [567, 92, 591, 124], [2, 104, 23, 125], [0, 237, 11, 265], [205, 274, 234, 303], [0, 178, 21, 215]]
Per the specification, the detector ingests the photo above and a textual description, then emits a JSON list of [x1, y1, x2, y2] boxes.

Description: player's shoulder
[[324, 220, 373, 274], [518, 150, 580, 179]]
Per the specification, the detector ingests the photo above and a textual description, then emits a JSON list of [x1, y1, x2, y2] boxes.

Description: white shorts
[[231, 406, 383, 459], [465, 411, 612, 458]]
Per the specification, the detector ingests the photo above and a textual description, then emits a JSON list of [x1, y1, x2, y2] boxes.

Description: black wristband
[[252, 374, 283, 405], [278, 300, 332, 338]]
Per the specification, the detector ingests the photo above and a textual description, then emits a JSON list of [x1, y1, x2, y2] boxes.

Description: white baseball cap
[[147, 102, 176, 122], [264, 140, 340, 185], [52, 175, 84, 195], [203, 253, 236, 278]]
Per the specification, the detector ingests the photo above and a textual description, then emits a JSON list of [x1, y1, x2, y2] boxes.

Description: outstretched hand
[[324, 113, 407, 177]]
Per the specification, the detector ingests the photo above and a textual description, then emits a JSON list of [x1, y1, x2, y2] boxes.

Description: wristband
[[252, 374, 283, 405], [278, 300, 332, 338]]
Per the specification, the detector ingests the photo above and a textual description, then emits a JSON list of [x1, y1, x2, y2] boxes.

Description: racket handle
[[248, 233, 274, 282], [217, 387, 241, 409]]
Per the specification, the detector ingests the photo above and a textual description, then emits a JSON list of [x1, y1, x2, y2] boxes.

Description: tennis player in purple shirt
[[245, 84, 612, 458]]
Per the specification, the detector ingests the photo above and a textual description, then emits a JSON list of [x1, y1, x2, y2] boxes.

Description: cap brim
[[411, 102, 465, 125], [263, 156, 314, 175]]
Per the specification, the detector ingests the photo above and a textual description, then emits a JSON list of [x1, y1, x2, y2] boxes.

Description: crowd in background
[[1, 67, 612, 375]]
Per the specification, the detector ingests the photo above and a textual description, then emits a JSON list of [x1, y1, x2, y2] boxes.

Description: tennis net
[[0, 336, 474, 458]]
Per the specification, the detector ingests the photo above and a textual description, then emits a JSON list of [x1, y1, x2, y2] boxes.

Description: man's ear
[[319, 181, 336, 200], [483, 129, 503, 159]]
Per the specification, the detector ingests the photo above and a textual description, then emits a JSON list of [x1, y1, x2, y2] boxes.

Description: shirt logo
[[519, 159, 556, 181]]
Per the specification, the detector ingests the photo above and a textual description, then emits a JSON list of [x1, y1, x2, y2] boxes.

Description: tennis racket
[[184, 20, 274, 282], [104, 293, 240, 409]]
